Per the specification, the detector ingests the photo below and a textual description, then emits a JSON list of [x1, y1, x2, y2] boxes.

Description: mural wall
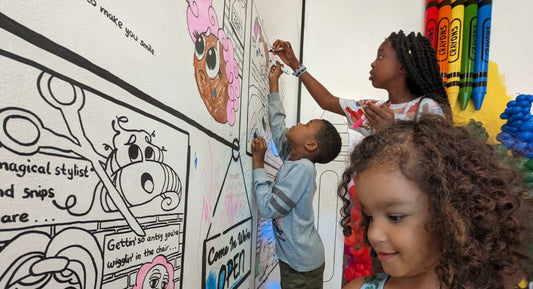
[[0, 0, 304, 288]]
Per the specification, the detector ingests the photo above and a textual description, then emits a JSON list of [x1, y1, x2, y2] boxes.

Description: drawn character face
[[369, 39, 404, 90], [142, 264, 169, 289], [356, 166, 439, 278], [100, 118, 181, 212], [193, 32, 229, 123], [133, 255, 174, 289]]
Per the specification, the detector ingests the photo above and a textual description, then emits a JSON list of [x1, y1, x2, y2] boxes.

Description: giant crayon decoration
[[437, 0, 451, 86], [458, 0, 478, 110], [425, 0, 439, 50], [447, 0, 465, 106], [472, 0, 492, 110]]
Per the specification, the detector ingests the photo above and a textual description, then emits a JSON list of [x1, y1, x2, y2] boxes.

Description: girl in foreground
[[339, 116, 531, 288]]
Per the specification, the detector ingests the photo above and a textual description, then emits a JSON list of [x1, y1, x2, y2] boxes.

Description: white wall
[[301, 1, 425, 121]]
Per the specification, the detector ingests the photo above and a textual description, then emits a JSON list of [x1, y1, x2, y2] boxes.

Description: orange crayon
[[436, 0, 451, 87]]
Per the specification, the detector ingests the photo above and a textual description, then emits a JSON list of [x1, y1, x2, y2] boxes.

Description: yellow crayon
[[446, 0, 464, 108]]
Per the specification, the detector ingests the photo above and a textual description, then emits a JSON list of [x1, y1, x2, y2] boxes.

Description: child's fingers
[[252, 137, 266, 151], [272, 39, 283, 50], [380, 105, 394, 119], [367, 102, 386, 118], [269, 62, 283, 77], [363, 103, 379, 121], [363, 108, 375, 124], [252, 137, 260, 150], [370, 103, 394, 123]]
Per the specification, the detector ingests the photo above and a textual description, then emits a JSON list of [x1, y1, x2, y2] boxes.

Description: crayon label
[[437, 18, 450, 61], [448, 19, 462, 62], [426, 19, 437, 49], [467, 16, 477, 60], [481, 18, 491, 62]]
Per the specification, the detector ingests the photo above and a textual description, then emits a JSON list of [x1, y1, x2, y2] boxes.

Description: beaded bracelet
[[292, 64, 307, 77]]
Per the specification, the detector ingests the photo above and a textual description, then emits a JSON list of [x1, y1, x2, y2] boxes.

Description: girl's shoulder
[[342, 273, 389, 289], [417, 97, 444, 116]]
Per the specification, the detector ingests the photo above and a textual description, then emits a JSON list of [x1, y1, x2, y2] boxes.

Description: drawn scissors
[[0, 72, 145, 236]]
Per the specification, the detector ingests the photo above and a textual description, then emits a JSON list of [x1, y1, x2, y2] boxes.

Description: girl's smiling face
[[356, 165, 440, 279]]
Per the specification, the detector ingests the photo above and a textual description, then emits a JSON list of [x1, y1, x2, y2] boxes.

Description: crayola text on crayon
[[449, 25, 461, 60], [438, 24, 449, 57]]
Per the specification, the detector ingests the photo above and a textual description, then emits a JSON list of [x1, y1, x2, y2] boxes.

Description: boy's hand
[[272, 40, 300, 70], [363, 101, 394, 128], [251, 137, 267, 168], [269, 61, 283, 92]]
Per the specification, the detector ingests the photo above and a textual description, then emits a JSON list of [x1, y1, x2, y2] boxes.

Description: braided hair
[[388, 30, 452, 119]]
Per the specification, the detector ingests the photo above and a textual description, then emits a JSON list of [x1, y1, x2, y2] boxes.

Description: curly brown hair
[[337, 115, 532, 288]]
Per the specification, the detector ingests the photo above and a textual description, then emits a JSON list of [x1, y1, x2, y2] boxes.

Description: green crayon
[[458, 0, 477, 110]]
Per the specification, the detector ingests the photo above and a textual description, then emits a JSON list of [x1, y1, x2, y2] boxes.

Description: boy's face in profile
[[285, 119, 322, 149]]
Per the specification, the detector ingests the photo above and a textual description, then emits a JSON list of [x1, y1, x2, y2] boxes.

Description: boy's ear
[[305, 141, 318, 152]]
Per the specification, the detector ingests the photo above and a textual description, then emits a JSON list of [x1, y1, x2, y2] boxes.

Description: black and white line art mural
[[0, 228, 103, 289], [245, 7, 282, 172], [248, 85, 269, 141], [245, 7, 281, 287], [0, 18, 190, 287], [0, 72, 184, 237], [98, 116, 182, 213], [0, 72, 139, 235]]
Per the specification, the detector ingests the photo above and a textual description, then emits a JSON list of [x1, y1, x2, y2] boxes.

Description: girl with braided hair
[[272, 30, 451, 135], [341, 115, 531, 289], [273, 31, 453, 280]]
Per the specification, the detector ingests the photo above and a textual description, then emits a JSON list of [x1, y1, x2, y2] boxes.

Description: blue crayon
[[472, 0, 492, 110]]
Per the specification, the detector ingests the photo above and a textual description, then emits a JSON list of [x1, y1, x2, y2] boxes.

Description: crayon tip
[[472, 91, 486, 110], [458, 90, 472, 110], [447, 92, 459, 109]]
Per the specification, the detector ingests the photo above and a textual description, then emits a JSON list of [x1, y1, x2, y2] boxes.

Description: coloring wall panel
[[0, 0, 302, 289]]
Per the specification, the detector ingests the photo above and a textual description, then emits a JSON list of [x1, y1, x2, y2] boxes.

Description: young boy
[[251, 62, 342, 289]]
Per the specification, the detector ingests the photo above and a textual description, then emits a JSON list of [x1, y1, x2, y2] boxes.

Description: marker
[[345, 100, 389, 130], [472, 0, 492, 110], [345, 106, 364, 129], [424, 0, 439, 50], [458, 0, 478, 110], [437, 0, 451, 87], [268, 47, 284, 53], [269, 59, 291, 75], [446, 0, 465, 107]]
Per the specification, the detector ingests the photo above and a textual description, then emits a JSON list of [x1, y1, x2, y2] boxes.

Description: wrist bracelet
[[292, 64, 307, 77]]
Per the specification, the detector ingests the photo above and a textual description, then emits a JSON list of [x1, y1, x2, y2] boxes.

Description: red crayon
[[425, 0, 439, 50], [436, 0, 451, 87]]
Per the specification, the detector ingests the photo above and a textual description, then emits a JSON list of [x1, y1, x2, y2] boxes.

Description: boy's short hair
[[314, 119, 342, 164]]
